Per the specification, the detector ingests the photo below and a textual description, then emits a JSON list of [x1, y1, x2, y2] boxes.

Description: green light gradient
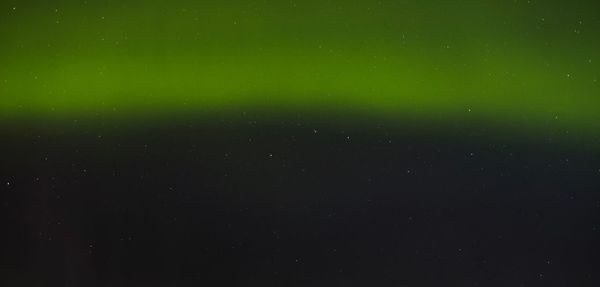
[[1, 1, 599, 135]]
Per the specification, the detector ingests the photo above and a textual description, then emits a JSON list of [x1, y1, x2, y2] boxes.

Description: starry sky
[[1, 1, 600, 286]]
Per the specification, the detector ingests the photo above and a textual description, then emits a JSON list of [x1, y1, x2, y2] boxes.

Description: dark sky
[[2, 117, 600, 286]]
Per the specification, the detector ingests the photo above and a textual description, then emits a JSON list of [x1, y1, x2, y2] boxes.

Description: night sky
[[2, 1, 600, 286]]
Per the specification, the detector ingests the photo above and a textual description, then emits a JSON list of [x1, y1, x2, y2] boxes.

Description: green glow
[[1, 1, 599, 135]]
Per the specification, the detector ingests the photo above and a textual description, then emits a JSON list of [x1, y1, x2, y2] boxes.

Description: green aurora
[[1, 1, 599, 138]]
